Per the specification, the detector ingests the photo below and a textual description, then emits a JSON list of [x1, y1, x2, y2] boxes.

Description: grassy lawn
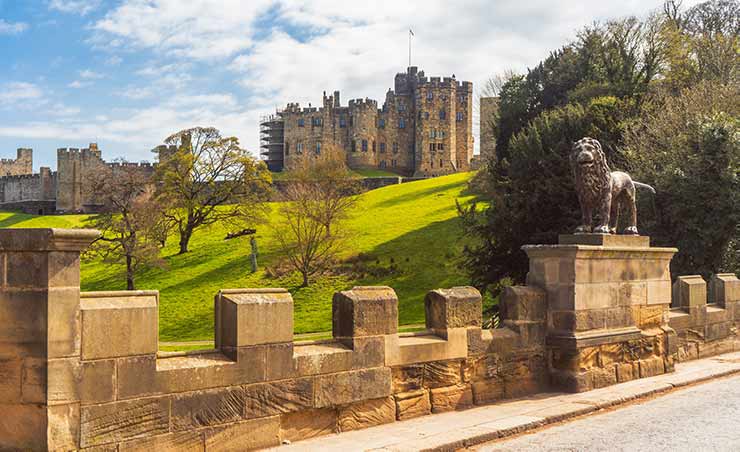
[[0, 172, 489, 342]]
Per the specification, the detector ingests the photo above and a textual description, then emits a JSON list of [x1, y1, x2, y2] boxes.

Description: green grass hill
[[0, 172, 486, 342]]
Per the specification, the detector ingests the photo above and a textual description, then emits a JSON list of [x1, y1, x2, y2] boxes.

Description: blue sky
[[0, 0, 700, 171]]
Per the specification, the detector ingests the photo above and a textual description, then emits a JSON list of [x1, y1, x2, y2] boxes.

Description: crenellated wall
[[0, 229, 737, 451]]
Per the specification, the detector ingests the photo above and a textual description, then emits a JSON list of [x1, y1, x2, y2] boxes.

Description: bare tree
[[86, 165, 166, 290], [153, 127, 271, 254]]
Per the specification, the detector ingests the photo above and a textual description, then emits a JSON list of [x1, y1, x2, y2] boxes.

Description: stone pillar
[[0, 228, 98, 450], [523, 234, 677, 392]]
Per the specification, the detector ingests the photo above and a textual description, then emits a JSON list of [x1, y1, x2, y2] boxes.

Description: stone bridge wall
[[0, 229, 738, 451]]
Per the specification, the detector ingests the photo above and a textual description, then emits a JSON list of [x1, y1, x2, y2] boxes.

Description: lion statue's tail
[[633, 181, 656, 194]]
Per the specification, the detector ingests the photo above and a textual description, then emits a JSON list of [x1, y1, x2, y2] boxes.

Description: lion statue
[[570, 137, 654, 235]]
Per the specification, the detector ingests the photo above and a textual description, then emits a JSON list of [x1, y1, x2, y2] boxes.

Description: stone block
[[500, 286, 546, 322], [550, 369, 592, 393], [0, 290, 46, 352], [349, 336, 385, 369], [430, 384, 473, 413], [709, 273, 740, 305], [205, 416, 280, 451], [394, 389, 431, 420], [263, 342, 295, 380], [314, 367, 391, 408], [391, 364, 423, 393], [574, 309, 607, 331], [21, 357, 46, 403], [80, 359, 115, 405], [6, 252, 48, 288], [468, 354, 499, 381], [606, 307, 635, 329], [47, 357, 81, 404], [698, 338, 735, 358], [80, 293, 158, 360], [619, 282, 647, 306], [471, 378, 504, 404], [0, 358, 21, 402], [218, 289, 293, 347], [393, 328, 467, 365], [244, 378, 314, 419], [425, 286, 482, 330], [333, 286, 398, 338], [48, 287, 82, 358], [591, 366, 617, 389], [47, 251, 83, 288], [423, 360, 462, 389], [705, 322, 732, 342], [0, 403, 46, 451], [48, 402, 80, 451], [616, 362, 637, 382], [558, 234, 650, 248], [638, 356, 665, 378], [280, 408, 337, 442], [648, 279, 672, 306], [672, 276, 706, 309], [574, 283, 619, 310], [119, 431, 205, 452], [80, 397, 170, 447], [337, 396, 396, 432], [637, 305, 665, 329], [172, 386, 246, 430], [293, 342, 353, 376], [705, 306, 729, 324]]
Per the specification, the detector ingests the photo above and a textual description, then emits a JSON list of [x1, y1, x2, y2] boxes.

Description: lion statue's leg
[[594, 190, 612, 234], [623, 184, 639, 235], [609, 196, 620, 234], [576, 203, 592, 233]]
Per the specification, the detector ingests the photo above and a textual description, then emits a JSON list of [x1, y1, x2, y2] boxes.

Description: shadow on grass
[[373, 179, 466, 209], [0, 212, 32, 228]]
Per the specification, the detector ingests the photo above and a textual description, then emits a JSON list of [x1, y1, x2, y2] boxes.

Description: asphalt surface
[[475, 375, 740, 452]]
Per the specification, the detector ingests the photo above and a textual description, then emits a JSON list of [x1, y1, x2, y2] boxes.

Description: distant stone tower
[[0, 148, 33, 176], [479, 97, 499, 163], [56, 143, 105, 212]]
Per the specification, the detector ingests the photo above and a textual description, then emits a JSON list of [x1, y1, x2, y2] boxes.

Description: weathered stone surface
[[47, 287, 82, 358], [705, 321, 732, 342], [205, 416, 280, 451], [697, 338, 734, 358], [244, 378, 313, 419], [263, 342, 295, 380], [80, 359, 115, 405], [423, 360, 462, 388], [314, 367, 391, 408], [47, 357, 81, 403], [332, 286, 398, 338], [119, 431, 204, 452], [0, 358, 21, 402], [218, 289, 293, 347], [21, 356, 46, 403], [80, 397, 170, 447], [637, 305, 665, 329], [393, 328, 467, 365], [591, 366, 617, 389], [709, 273, 740, 305], [293, 342, 353, 376], [338, 396, 396, 432], [48, 402, 80, 451], [616, 362, 638, 382], [501, 286, 546, 322], [430, 385, 473, 413], [172, 386, 246, 430], [0, 403, 46, 450], [391, 364, 423, 393], [394, 389, 431, 420], [558, 234, 650, 248], [638, 356, 665, 378], [280, 408, 337, 442], [471, 378, 504, 404], [425, 286, 482, 329], [80, 293, 158, 360]]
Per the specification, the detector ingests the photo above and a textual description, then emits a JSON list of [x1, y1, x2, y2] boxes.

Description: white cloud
[[67, 80, 91, 89], [0, 82, 43, 106], [106, 55, 123, 66], [79, 69, 104, 79], [0, 19, 29, 35], [49, 0, 102, 15]]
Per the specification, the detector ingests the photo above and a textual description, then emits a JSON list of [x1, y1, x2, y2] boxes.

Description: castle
[[260, 66, 474, 177], [0, 143, 155, 214]]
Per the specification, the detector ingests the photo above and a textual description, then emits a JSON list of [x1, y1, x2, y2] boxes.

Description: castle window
[[372, 141, 376, 152], [429, 143, 435, 152], [297, 143, 304, 154], [440, 159, 443, 167], [398, 118, 405, 129], [298, 118, 305, 127], [362, 139, 368, 152], [456, 112, 463, 122], [439, 110, 446, 120], [349, 116, 354, 126], [312, 117, 322, 127], [380, 143, 386, 153], [438, 143, 444, 150], [392, 159, 397, 167], [426, 91, 433, 100], [379, 160, 386, 168], [431, 161, 434, 168], [392, 142, 399, 154], [315, 142, 321, 154], [351, 141, 356, 152], [340, 117, 347, 128], [424, 112, 429, 119], [441, 130, 446, 138], [379, 118, 385, 128]]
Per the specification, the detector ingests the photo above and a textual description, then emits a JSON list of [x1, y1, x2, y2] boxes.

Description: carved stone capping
[[80, 291, 159, 360], [709, 273, 740, 307], [672, 276, 706, 309], [0, 227, 99, 251], [216, 288, 294, 349], [500, 286, 546, 322], [332, 286, 398, 339], [424, 286, 482, 332]]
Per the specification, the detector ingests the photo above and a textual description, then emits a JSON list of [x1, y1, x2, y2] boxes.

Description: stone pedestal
[[523, 234, 677, 392]]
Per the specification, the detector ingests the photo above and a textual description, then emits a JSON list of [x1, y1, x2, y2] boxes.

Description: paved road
[[475, 375, 740, 452]]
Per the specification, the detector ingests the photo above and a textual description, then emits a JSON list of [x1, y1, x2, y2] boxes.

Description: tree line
[[85, 126, 359, 290], [462, 0, 739, 295]]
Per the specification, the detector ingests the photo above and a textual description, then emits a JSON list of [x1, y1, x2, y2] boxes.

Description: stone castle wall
[[0, 229, 737, 450], [281, 67, 473, 177], [0, 148, 33, 176]]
